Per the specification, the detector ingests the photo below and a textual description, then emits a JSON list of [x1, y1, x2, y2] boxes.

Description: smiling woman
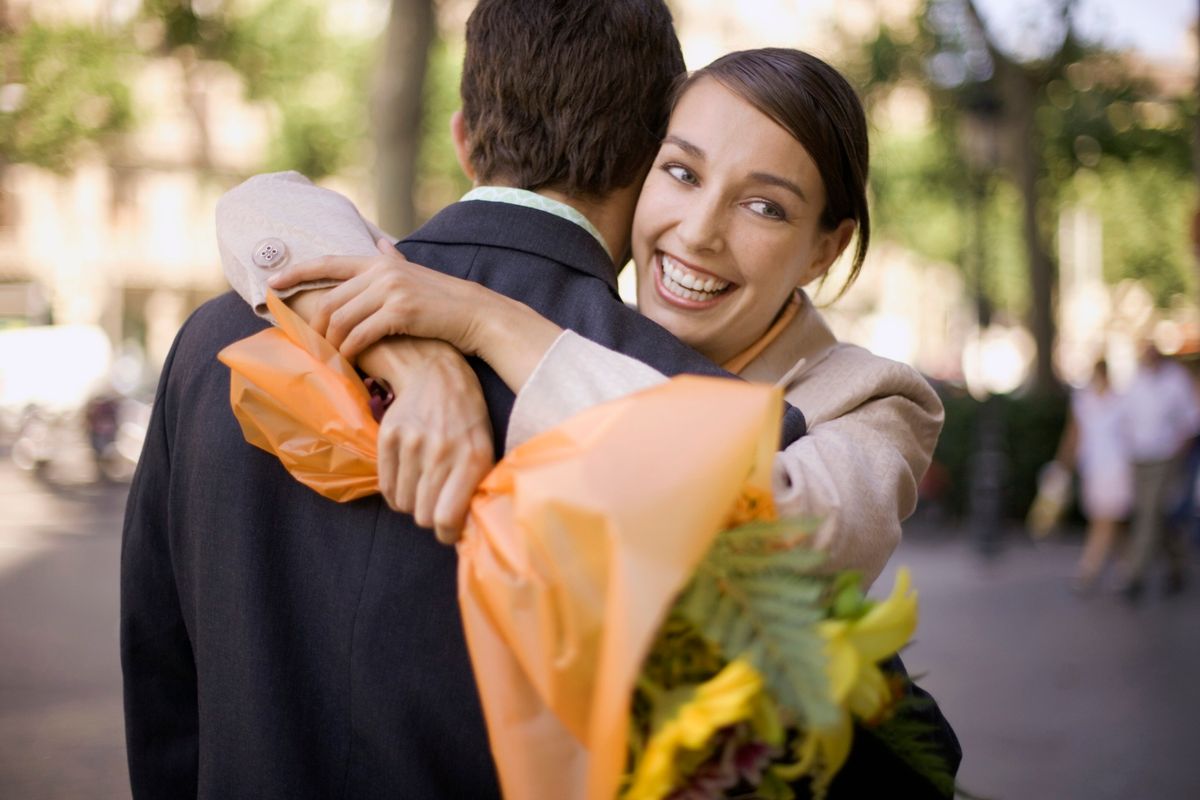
[[633, 70, 861, 365]]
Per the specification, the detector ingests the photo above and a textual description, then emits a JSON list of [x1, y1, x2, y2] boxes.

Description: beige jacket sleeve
[[771, 345, 943, 586], [506, 331, 668, 448], [506, 333, 943, 588], [216, 171, 393, 323]]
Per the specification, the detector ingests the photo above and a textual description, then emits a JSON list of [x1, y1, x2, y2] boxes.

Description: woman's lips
[[653, 252, 734, 310]]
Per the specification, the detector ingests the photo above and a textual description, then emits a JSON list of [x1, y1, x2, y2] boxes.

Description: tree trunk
[[1193, 0, 1200, 298], [373, 0, 435, 236], [180, 48, 213, 173], [1002, 68, 1058, 392], [963, 0, 1061, 393]]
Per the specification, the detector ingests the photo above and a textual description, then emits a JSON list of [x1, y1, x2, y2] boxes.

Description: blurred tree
[[415, 37, 472, 223], [0, 15, 133, 170], [0, 4, 134, 233], [374, 0, 435, 235], [3, 0, 446, 235], [141, 0, 435, 231], [846, 0, 1195, 391], [139, 0, 376, 179], [959, 0, 1062, 392]]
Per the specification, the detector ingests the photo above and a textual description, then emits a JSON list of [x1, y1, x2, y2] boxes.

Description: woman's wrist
[[360, 337, 465, 391], [469, 291, 563, 392]]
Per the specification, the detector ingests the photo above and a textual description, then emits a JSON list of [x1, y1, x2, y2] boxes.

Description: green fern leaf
[[672, 518, 839, 730]]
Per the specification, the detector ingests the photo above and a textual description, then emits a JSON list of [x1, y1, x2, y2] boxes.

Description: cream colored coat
[[216, 173, 943, 587], [507, 292, 944, 587]]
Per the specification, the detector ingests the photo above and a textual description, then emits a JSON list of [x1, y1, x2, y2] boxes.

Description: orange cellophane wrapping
[[214, 297, 783, 799], [216, 292, 380, 501], [459, 375, 781, 800]]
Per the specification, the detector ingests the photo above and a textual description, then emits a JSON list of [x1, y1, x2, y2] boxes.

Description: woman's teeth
[[660, 254, 730, 302]]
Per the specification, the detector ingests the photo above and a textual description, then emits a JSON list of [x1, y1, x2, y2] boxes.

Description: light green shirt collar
[[461, 186, 611, 259]]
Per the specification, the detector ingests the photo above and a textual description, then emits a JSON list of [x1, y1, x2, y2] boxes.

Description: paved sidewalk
[[886, 526, 1200, 800], [0, 459, 129, 800], [2, 448, 1198, 798]]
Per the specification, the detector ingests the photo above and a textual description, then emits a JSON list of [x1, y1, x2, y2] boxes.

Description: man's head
[[455, 0, 684, 200]]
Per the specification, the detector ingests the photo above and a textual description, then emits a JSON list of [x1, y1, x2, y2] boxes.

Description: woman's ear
[[803, 219, 856, 285], [450, 110, 477, 182]]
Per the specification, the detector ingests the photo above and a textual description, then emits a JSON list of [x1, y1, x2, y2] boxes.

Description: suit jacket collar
[[739, 289, 838, 387], [404, 200, 619, 294]]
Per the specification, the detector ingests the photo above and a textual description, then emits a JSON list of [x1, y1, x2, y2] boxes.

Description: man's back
[[121, 201, 799, 799]]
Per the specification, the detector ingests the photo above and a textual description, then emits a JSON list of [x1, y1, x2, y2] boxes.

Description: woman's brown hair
[[676, 49, 871, 297]]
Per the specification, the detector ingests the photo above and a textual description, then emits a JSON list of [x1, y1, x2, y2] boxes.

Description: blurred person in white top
[[1119, 344, 1200, 599], [1056, 360, 1132, 593]]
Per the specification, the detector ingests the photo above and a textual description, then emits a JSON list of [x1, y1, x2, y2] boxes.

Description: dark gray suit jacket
[[121, 201, 809, 798]]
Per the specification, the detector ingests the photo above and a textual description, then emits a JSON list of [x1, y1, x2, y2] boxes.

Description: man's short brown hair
[[460, 0, 684, 199]]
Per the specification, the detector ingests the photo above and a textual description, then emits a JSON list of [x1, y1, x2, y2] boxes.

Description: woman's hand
[[375, 342, 494, 544], [269, 239, 486, 359]]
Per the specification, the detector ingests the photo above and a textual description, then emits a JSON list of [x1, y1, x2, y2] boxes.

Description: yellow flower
[[778, 568, 918, 791], [624, 659, 766, 800], [782, 708, 853, 791], [726, 484, 778, 527], [820, 567, 917, 719]]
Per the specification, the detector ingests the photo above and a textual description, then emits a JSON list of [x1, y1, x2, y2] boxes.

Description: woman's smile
[[653, 251, 735, 308]]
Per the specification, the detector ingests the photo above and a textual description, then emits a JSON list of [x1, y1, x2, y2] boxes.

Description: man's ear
[[450, 110, 477, 182], [803, 219, 856, 285]]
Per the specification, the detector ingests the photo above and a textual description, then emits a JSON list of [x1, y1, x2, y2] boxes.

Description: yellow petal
[[818, 623, 860, 706], [625, 660, 765, 799], [843, 568, 918, 662], [846, 664, 892, 720], [777, 709, 855, 786]]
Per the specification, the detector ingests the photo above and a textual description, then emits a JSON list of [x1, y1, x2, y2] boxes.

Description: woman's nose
[[675, 194, 725, 255]]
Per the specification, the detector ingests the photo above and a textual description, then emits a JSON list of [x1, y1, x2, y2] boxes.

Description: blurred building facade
[[0, 0, 1195, 400], [0, 0, 382, 379]]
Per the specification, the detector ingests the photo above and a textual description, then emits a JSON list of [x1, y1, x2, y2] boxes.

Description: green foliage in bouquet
[[624, 517, 836, 799], [673, 519, 838, 732]]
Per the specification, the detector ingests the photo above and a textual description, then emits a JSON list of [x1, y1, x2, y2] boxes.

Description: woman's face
[[632, 77, 852, 365]]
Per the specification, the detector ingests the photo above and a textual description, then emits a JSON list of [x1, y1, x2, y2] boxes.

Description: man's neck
[[476, 182, 638, 269], [537, 187, 637, 268]]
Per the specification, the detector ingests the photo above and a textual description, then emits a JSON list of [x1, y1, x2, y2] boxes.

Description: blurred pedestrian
[[1119, 344, 1200, 601], [1053, 360, 1131, 592]]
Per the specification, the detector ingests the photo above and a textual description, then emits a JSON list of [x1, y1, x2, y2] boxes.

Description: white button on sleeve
[[252, 238, 289, 270]]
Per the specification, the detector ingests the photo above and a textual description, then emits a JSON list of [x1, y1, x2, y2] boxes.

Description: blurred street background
[[3, 0, 1200, 797], [4, 446, 1199, 799]]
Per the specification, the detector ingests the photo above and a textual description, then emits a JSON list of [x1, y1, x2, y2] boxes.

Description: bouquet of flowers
[[219, 294, 954, 799], [623, 504, 936, 799]]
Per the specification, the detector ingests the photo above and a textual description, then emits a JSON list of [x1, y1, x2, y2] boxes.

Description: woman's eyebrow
[[663, 135, 704, 159], [749, 172, 808, 203]]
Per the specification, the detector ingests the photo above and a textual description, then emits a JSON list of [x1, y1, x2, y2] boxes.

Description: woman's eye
[[664, 164, 698, 185], [746, 200, 786, 220]]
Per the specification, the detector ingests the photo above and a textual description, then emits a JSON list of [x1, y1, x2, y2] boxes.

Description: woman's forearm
[[462, 288, 563, 393], [288, 280, 561, 395], [272, 245, 562, 394]]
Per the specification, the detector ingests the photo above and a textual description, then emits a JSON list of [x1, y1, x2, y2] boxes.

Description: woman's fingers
[[323, 282, 394, 350], [413, 458, 454, 531], [338, 310, 408, 361], [306, 271, 373, 335], [432, 443, 493, 544], [268, 254, 377, 290], [377, 421, 401, 512], [391, 430, 423, 514]]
